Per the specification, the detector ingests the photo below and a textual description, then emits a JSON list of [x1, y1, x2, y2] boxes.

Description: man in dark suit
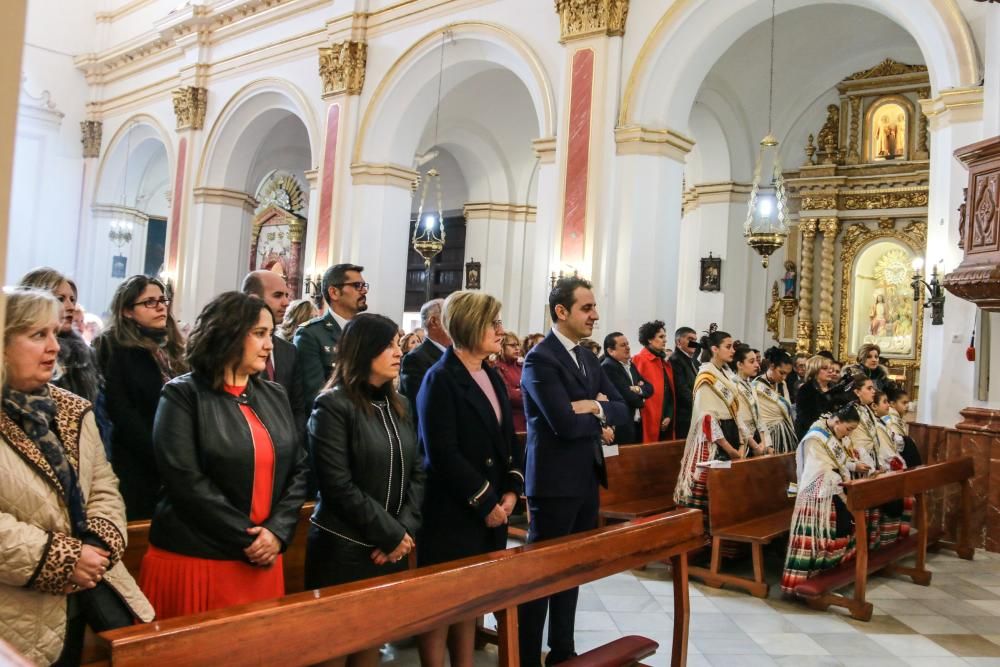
[[518, 277, 629, 667], [668, 326, 700, 440], [399, 298, 451, 419], [293, 263, 367, 413], [600, 332, 652, 444]]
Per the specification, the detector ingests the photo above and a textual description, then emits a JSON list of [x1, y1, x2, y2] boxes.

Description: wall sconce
[[109, 220, 134, 247], [911, 257, 945, 325]]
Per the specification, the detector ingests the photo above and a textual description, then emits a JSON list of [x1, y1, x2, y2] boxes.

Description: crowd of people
[[0, 263, 922, 666]]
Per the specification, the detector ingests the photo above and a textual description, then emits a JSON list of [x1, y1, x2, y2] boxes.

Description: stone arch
[[621, 0, 979, 132], [94, 114, 174, 207], [354, 21, 556, 167]]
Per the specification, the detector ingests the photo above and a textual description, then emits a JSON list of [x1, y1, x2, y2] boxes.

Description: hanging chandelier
[[411, 32, 450, 300], [744, 0, 788, 268], [109, 122, 135, 249]]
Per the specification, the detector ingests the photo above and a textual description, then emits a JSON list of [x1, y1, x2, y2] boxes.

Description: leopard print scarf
[[2, 386, 88, 536]]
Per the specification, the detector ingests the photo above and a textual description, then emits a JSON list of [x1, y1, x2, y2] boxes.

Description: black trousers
[[53, 582, 134, 667], [518, 483, 600, 667]]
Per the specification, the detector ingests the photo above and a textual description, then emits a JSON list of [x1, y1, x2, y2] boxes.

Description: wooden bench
[[599, 440, 686, 526], [792, 457, 975, 620], [86, 509, 706, 667], [688, 453, 796, 598]]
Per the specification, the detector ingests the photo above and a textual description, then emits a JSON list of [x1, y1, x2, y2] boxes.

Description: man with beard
[[294, 263, 368, 412]]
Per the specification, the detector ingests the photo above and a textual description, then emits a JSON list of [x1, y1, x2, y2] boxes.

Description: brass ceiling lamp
[[411, 31, 449, 301], [744, 0, 788, 268]]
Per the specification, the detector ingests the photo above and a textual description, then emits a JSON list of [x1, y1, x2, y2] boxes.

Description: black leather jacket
[[309, 385, 425, 553], [149, 373, 309, 561]]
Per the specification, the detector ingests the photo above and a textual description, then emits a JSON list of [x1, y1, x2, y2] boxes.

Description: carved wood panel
[[970, 172, 999, 253]]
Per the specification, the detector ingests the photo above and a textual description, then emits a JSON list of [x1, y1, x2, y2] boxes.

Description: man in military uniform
[[294, 263, 369, 413]]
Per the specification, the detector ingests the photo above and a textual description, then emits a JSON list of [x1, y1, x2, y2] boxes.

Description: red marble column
[[167, 137, 187, 275], [314, 103, 340, 270], [561, 48, 594, 265]]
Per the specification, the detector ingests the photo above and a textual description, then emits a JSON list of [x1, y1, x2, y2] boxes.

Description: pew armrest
[[561, 635, 659, 667], [600, 495, 676, 521], [712, 508, 794, 544]]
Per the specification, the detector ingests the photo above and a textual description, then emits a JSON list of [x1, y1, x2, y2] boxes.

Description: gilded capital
[[818, 217, 839, 235], [319, 41, 367, 97], [80, 120, 102, 159], [172, 86, 208, 131], [555, 0, 629, 43], [800, 219, 819, 236]]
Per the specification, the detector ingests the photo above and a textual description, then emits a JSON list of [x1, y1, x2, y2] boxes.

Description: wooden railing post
[[495, 608, 519, 666], [669, 553, 689, 667]]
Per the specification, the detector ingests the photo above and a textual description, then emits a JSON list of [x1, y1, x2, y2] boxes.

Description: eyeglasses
[[492, 319, 504, 331], [132, 297, 170, 309], [333, 281, 369, 292]]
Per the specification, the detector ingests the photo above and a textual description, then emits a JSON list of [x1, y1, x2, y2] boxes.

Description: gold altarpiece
[[769, 59, 929, 394]]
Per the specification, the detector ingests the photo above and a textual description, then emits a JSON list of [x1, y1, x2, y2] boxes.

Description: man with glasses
[[294, 263, 369, 412]]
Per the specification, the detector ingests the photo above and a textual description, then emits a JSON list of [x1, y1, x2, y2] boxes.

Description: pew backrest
[[842, 458, 975, 511], [705, 453, 796, 532], [600, 440, 686, 507]]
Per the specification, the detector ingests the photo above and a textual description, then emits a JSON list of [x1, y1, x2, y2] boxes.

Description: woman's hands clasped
[[245, 526, 281, 567], [65, 544, 110, 593], [372, 533, 415, 565]]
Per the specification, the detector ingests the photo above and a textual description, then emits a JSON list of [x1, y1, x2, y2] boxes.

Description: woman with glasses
[[93, 276, 186, 519], [140, 292, 309, 618], [494, 331, 525, 432], [416, 292, 524, 667]]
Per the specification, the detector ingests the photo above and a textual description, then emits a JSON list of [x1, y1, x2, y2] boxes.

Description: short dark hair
[[186, 291, 273, 390], [321, 263, 364, 306], [886, 383, 908, 402], [832, 403, 861, 424], [637, 320, 665, 347], [240, 272, 264, 297], [603, 332, 625, 356], [674, 326, 696, 340], [817, 349, 836, 362], [548, 276, 592, 320], [764, 346, 793, 368]]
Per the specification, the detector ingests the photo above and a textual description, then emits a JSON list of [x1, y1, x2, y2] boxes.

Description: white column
[[185, 188, 255, 316], [87, 206, 149, 318], [917, 89, 984, 425], [525, 140, 559, 334], [348, 163, 418, 322]]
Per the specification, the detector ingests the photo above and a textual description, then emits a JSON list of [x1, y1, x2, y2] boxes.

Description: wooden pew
[[599, 440, 686, 526], [120, 502, 315, 594], [688, 453, 796, 597], [88, 509, 706, 667], [791, 457, 975, 620]]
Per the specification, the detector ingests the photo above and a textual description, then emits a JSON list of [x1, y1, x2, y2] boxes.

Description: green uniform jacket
[[293, 310, 342, 414]]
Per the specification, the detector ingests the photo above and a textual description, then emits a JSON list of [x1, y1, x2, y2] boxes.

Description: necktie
[[572, 346, 587, 377], [265, 355, 275, 381]]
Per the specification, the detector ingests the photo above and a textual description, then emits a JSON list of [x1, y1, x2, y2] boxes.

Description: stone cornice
[[682, 182, 752, 214], [350, 162, 419, 189], [319, 40, 367, 98], [193, 186, 257, 211], [614, 125, 694, 161], [91, 203, 150, 225], [463, 202, 537, 222], [919, 86, 984, 130], [555, 0, 629, 43], [532, 137, 557, 164]]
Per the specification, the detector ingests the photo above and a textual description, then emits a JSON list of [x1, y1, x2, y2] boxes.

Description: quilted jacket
[[0, 385, 154, 665]]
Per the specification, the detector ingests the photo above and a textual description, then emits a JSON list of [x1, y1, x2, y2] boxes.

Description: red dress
[[139, 384, 284, 619]]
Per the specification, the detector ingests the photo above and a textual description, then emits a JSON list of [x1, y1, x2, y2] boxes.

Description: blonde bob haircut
[[804, 354, 834, 382], [2, 287, 62, 386], [856, 343, 881, 364], [442, 290, 501, 351]]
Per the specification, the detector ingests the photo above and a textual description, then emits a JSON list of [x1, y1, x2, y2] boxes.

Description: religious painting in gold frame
[[864, 95, 913, 163], [837, 221, 926, 367]]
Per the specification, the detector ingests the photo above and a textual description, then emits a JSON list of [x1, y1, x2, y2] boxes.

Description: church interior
[[3, 0, 1000, 665]]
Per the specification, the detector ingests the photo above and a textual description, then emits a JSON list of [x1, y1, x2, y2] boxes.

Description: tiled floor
[[384, 548, 1000, 666]]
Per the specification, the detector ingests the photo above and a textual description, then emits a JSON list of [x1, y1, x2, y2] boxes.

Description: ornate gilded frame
[[837, 219, 926, 368], [863, 94, 916, 163]]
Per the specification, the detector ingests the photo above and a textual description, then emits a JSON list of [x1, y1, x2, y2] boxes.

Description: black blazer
[[600, 357, 652, 412], [795, 380, 834, 439], [416, 348, 524, 565], [399, 339, 444, 410], [521, 331, 629, 497], [669, 348, 699, 436], [94, 335, 167, 520], [271, 336, 306, 432], [309, 386, 425, 553], [150, 374, 309, 560]]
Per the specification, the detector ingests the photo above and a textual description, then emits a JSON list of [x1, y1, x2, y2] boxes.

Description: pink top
[[471, 369, 502, 424]]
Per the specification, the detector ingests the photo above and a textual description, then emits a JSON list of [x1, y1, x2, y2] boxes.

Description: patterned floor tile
[[750, 632, 831, 656], [923, 634, 1000, 657], [894, 615, 974, 635], [867, 634, 955, 657], [810, 633, 894, 657]]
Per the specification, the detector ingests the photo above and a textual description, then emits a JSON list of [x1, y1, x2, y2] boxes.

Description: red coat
[[495, 358, 526, 433], [633, 347, 677, 443]]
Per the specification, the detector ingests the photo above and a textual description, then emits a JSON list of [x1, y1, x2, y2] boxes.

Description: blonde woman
[[0, 287, 153, 665], [277, 298, 318, 341], [794, 355, 837, 438]]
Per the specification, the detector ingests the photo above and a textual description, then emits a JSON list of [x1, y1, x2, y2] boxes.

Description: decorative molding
[[614, 125, 693, 161], [919, 86, 984, 130], [91, 203, 150, 226], [463, 202, 537, 222], [80, 120, 102, 159], [797, 219, 818, 354], [684, 182, 753, 210], [555, 0, 629, 43], [193, 186, 257, 212], [17, 77, 64, 127], [303, 168, 319, 187], [841, 188, 928, 210], [801, 195, 837, 210], [318, 40, 367, 98], [95, 0, 156, 23], [533, 136, 557, 164], [816, 217, 839, 352], [172, 86, 207, 131], [847, 58, 927, 81], [350, 162, 419, 189]]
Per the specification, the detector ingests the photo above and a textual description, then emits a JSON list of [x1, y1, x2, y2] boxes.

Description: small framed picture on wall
[[699, 253, 721, 292], [465, 260, 481, 290]]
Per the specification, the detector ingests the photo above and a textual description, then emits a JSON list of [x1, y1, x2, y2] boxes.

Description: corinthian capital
[[80, 120, 102, 158], [319, 41, 367, 97], [172, 86, 208, 131], [555, 0, 629, 43]]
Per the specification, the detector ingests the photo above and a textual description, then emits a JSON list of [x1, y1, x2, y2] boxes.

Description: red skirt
[[139, 545, 285, 619]]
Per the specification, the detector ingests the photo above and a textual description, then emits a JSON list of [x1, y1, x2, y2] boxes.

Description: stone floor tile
[[899, 658, 973, 666], [728, 612, 800, 634], [923, 634, 1000, 657], [968, 600, 1000, 615], [874, 598, 935, 615], [771, 657, 843, 667], [886, 580, 958, 599], [938, 583, 1000, 601], [894, 615, 974, 635], [703, 654, 780, 667], [573, 610, 618, 632], [867, 634, 955, 657], [810, 633, 894, 657], [750, 632, 831, 656], [710, 596, 777, 615], [784, 612, 861, 633], [918, 598, 995, 617], [837, 657, 907, 667], [956, 617, 1000, 635], [964, 659, 1000, 667], [640, 578, 677, 596], [841, 614, 920, 635], [596, 594, 661, 612], [691, 632, 767, 655], [610, 610, 674, 635]]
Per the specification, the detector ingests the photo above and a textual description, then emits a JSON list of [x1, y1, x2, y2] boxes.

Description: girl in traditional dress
[[674, 330, 757, 512], [753, 347, 798, 453], [882, 384, 921, 468], [731, 344, 771, 456], [782, 404, 865, 593]]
